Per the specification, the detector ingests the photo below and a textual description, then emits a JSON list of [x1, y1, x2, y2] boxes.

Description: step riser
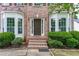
[[29, 43, 47, 44], [28, 38, 48, 49]]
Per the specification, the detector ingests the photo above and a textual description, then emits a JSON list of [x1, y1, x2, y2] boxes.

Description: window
[[18, 18, 22, 34], [24, 3, 27, 5], [43, 3, 46, 6], [2, 3, 10, 6], [34, 3, 41, 6], [34, 3, 43, 6], [59, 18, 66, 31], [51, 19, 55, 32], [29, 3, 33, 6], [41, 19, 43, 33], [7, 18, 15, 33], [16, 3, 24, 6]]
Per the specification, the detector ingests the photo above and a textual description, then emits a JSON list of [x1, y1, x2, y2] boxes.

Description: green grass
[[51, 49, 79, 56]]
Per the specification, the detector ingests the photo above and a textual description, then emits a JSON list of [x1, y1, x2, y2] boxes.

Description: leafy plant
[[11, 37, 23, 46], [66, 38, 78, 48], [0, 32, 15, 48], [48, 39, 64, 48]]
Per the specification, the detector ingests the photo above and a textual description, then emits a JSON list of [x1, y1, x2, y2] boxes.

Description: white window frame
[[1, 11, 24, 38]]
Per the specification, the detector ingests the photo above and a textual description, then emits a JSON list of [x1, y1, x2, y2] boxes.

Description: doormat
[[39, 48, 49, 52]]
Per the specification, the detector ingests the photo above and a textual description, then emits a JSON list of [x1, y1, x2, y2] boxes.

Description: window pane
[[43, 3, 46, 6], [51, 19, 55, 32], [18, 18, 22, 34], [7, 18, 15, 33], [29, 3, 32, 6], [34, 3, 41, 6], [59, 18, 66, 31], [16, 3, 24, 6]]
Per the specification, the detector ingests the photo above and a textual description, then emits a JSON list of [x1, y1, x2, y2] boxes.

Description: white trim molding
[[0, 11, 24, 38], [49, 12, 71, 32], [30, 18, 45, 36]]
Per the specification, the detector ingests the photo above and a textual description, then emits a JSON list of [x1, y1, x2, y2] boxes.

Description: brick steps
[[29, 40, 47, 42], [29, 43, 47, 45], [28, 45, 48, 49], [27, 39, 48, 49]]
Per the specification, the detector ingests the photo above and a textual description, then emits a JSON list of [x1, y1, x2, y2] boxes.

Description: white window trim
[[49, 13, 70, 32], [1, 11, 24, 38]]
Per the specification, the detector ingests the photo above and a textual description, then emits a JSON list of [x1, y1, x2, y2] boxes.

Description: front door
[[30, 18, 45, 36], [34, 19, 41, 35]]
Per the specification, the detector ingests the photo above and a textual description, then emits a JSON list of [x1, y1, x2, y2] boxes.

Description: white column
[[55, 13, 59, 31], [1, 13, 3, 32], [66, 14, 70, 32], [15, 17, 18, 37], [49, 17, 51, 32], [4, 13, 7, 32]]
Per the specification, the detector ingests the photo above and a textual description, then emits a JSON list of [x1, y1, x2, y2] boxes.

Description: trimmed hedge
[[48, 32, 72, 39], [66, 38, 78, 48], [48, 39, 64, 48], [48, 32, 73, 44], [0, 32, 15, 48], [70, 31, 79, 41], [48, 31, 79, 48]]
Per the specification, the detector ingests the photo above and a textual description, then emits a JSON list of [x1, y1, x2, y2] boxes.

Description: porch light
[[36, 14, 39, 18]]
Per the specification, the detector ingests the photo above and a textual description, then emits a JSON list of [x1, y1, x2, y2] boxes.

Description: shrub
[[48, 39, 64, 48], [11, 37, 23, 46], [70, 31, 79, 41], [66, 38, 78, 48], [0, 32, 15, 48], [48, 32, 73, 44]]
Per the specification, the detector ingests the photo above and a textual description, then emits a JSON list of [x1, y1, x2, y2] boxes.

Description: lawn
[[51, 49, 79, 56]]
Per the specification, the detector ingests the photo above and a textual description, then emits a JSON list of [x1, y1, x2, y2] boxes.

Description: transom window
[[59, 18, 66, 31], [51, 19, 55, 32], [29, 3, 33, 6], [16, 3, 24, 6], [34, 3, 42, 6], [18, 18, 22, 34], [7, 18, 15, 33]]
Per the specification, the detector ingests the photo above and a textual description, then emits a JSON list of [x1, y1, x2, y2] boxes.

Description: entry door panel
[[34, 19, 41, 35]]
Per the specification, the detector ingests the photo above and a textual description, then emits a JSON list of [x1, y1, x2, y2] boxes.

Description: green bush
[[48, 39, 64, 48], [66, 38, 78, 48], [0, 32, 15, 48], [48, 32, 73, 44], [11, 37, 23, 46], [70, 31, 79, 41]]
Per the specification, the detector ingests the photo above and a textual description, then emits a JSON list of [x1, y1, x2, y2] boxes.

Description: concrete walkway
[[0, 46, 27, 56], [26, 49, 51, 56], [0, 47, 51, 56]]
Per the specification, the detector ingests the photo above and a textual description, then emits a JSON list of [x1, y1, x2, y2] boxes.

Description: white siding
[[74, 22, 79, 31]]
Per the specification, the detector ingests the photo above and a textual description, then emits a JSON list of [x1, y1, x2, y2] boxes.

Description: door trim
[[30, 18, 45, 36]]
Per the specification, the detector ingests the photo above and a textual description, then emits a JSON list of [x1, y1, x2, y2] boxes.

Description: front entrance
[[30, 18, 45, 36], [34, 19, 41, 35]]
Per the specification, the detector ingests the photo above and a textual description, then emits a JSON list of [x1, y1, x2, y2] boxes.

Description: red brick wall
[[0, 3, 48, 41]]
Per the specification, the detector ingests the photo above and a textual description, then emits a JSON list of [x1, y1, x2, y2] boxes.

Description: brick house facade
[[0, 3, 73, 48]]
